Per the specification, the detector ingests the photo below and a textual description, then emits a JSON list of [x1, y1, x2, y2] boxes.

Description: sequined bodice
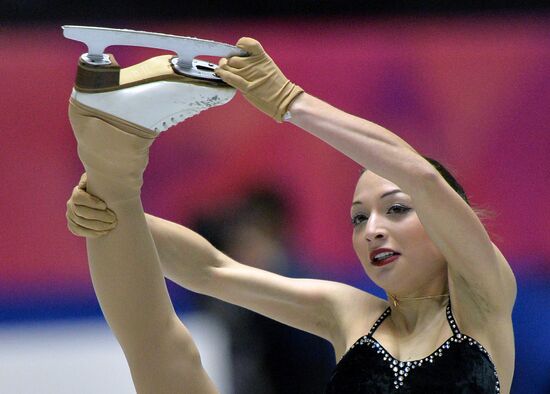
[[326, 301, 501, 393]]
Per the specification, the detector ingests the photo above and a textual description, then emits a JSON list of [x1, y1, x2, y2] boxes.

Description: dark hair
[[421, 156, 470, 206], [360, 156, 497, 227]]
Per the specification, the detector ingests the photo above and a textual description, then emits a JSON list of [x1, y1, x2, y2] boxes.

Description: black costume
[[326, 300, 500, 393]]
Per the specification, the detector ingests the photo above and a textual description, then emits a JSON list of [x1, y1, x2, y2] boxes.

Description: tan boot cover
[[69, 99, 157, 204]]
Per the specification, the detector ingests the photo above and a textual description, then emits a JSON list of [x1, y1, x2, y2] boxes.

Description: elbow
[[180, 248, 222, 295], [415, 157, 441, 181], [418, 169, 441, 188], [399, 159, 440, 195], [159, 251, 217, 295]]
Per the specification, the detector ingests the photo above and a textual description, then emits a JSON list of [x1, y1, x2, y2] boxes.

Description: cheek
[[351, 230, 361, 253], [352, 231, 369, 264]]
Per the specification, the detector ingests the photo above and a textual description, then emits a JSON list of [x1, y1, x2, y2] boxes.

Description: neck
[[385, 290, 450, 335], [388, 292, 450, 308]]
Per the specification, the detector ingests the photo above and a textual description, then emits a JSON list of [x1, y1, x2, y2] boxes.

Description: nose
[[364, 215, 387, 242]]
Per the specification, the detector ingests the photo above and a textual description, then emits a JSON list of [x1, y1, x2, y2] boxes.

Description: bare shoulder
[[322, 283, 388, 361]]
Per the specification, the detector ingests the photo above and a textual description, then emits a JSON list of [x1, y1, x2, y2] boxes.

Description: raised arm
[[216, 38, 517, 318], [287, 92, 517, 311], [215, 38, 428, 192]]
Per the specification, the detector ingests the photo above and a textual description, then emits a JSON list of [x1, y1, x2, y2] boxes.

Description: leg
[[69, 86, 219, 394]]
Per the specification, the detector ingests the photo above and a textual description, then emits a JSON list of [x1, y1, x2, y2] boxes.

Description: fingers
[[66, 177, 117, 238], [218, 57, 244, 71], [66, 203, 117, 232], [71, 184, 107, 210], [77, 173, 87, 189], [226, 56, 249, 69], [235, 37, 264, 55], [223, 38, 261, 69], [71, 204, 117, 223], [67, 214, 111, 238], [218, 57, 228, 68], [215, 61, 250, 91]]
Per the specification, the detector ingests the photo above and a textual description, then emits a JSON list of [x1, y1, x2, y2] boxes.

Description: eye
[[388, 204, 411, 215], [350, 205, 410, 227], [350, 213, 368, 227]]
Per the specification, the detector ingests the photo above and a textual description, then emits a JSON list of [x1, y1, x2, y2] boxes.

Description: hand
[[215, 37, 304, 122], [66, 173, 118, 238]]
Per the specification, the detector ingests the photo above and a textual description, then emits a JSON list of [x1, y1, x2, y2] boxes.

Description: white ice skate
[[63, 25, 247, 133]]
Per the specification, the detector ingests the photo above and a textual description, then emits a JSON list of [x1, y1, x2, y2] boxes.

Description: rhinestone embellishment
[[347, 303, 501, 391]]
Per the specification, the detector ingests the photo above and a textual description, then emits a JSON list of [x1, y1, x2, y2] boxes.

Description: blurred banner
[[2, 1, 548, 21], [0, 17, 549, 393]]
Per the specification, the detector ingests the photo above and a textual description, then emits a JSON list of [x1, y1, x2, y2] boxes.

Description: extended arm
[[67, 184, 380, 350], [145, 213, 379, 346]]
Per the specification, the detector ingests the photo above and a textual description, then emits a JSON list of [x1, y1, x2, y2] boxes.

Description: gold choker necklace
[[388, 293, 450, 307]]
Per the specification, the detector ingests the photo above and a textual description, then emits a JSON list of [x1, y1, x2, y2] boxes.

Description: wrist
[[274, 83, 304, 122], [285, 91, 310, 123]]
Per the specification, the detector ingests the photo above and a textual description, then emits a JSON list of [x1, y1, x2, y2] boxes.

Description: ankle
[[70, 101, 155, 204], [84, 170, 145, 204]]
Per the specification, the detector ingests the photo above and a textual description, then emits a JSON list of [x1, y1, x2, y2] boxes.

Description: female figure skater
[[66, 38, 516, 393]]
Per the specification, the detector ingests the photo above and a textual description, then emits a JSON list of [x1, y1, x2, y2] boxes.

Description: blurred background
[[1, 1, 549, 393]]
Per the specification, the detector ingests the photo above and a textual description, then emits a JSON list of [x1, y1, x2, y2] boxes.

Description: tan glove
[[215, 37, 304, 122], [66, 173, 118, 238]]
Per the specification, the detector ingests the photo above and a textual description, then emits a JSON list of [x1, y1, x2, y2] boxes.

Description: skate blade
[[62, 25, 247, 82]]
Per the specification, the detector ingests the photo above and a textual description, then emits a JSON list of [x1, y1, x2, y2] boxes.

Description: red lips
[[370, 248, 400, 263]]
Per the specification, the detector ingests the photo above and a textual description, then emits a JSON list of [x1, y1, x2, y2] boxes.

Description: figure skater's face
[[351, 171, 447, 295]]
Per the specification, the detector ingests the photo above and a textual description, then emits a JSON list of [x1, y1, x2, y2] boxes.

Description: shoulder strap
[[368, 306, 391, 336], [445, 300, 461, 336], [368, 303, 460, 337]]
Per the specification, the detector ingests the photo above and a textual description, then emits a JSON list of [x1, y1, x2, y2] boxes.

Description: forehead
[[353, 171, 401, 201]]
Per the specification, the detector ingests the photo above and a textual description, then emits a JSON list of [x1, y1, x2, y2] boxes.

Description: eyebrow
[[352, 189, 402, 205]]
